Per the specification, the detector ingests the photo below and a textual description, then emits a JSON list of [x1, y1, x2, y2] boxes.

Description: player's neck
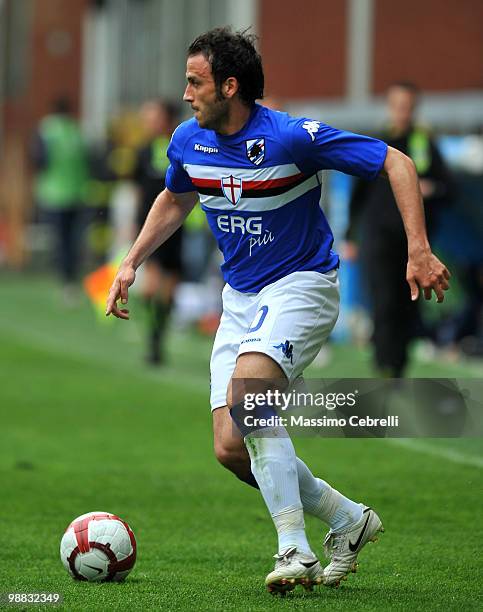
[[216, 102, 253, 136]]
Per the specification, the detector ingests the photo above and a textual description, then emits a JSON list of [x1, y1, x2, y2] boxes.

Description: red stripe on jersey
[[190, 172, 305, 191]]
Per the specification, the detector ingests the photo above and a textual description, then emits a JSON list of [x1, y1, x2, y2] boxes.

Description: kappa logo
[[273, 340, 294, 364], [246, 138, 265, 165], [302, 120, 320, 142], [221, 175, 243, 205], [194, 143, 219, 154]]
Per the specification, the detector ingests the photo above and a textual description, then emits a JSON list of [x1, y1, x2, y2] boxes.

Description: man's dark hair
[[388, 81, 420, 96], [187, 26, 264, 106]]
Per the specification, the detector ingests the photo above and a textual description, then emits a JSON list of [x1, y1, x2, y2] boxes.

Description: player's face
[[387, 86, 417, 133], [183, 54, 229, 130]]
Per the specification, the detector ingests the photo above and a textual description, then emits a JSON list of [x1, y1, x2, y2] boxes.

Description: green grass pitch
[[0, 274, 482, 610]]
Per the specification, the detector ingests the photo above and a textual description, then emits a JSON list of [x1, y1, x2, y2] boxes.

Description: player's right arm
[[106, 188, 197, 319]]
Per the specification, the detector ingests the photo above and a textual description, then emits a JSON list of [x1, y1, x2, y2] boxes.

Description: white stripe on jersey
[[184, 162, 301, 181], [199, 174, 320, 211]]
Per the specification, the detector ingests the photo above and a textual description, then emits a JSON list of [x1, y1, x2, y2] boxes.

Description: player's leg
[[215, 270, 361, 526], [296, 456, 362, 530], [142, 259, 167, 364], [293, 453, 384, 586], [213, 405, 365, 528], [235, 270, 383, 586], [142, 229, 182, 365], [232, 270, 342, 538], [211, 272, 383, 587], [213, 421, 383, 589], [209, 287, 323, 591], [210, 283, 260, 487], [213, 391, 381, 589], [212, 406, 258, 487], [228, 351, 324, 592], [214, 404, 362, 528], [229, 352, 312, 555]]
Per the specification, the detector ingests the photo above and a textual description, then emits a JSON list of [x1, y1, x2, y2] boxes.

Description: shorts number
[[248, 305, 268, 333]]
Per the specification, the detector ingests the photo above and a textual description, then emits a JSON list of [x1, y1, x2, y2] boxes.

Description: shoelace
[[273, 546, 297, 566], [324, 532, 345, 561]]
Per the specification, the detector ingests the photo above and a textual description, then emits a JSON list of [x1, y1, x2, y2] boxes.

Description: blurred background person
[[30, 96, 89, 302], [345, 82, 453, 377], [131, 100, 182, 365]]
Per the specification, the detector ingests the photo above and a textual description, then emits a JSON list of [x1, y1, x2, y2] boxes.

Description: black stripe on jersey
[[196, 174, 314, 199], [196, 187, 224, 197]]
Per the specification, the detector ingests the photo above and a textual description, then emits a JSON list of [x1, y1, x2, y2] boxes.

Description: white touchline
[[387, 438, 483, 469]]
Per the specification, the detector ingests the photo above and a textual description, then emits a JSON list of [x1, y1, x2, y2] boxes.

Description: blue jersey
[[166, 104, 387, 293]]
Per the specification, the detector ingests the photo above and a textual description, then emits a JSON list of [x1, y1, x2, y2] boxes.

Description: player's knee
[[214, 443, 236, 467], [214, 442, 246, 471]]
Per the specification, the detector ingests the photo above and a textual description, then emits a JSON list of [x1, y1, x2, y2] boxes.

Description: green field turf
[[1, 274, 482, 611]]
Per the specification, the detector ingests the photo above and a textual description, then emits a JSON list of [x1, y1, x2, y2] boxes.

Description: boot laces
[[273, 546, 297, 567]]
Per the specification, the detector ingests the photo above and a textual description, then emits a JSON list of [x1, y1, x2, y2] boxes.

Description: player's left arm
[[380, 146, 450, 302], [290, 118, 450, 303]]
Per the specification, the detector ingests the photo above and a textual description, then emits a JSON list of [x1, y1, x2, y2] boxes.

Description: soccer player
[[106, 28, 450, 593]]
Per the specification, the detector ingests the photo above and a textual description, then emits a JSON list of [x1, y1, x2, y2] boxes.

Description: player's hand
[[406, 248, 450, 303], [105, 263, 136, 319]]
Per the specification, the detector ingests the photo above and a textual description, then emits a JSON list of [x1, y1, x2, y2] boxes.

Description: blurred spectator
[[31, 96, 89, 299], [345, 82, 453, 377], [132, 100, 182, 365]]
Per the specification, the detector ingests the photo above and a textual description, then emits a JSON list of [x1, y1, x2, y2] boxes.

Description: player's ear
[[222, 77, 239, 99]]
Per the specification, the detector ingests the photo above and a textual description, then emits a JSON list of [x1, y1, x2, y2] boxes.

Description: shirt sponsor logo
[[216, 215, 274, 257], [194, 143, 219, 154], [249, 230, 274, 257], [216, 215, 262, 234]]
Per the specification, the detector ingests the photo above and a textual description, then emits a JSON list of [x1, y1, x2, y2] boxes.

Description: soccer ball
[[60, 511, 137, 582]]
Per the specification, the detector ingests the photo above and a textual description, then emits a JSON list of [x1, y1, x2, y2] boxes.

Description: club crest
[[246, 138, 265, 165], [221, 175, 243, 205]]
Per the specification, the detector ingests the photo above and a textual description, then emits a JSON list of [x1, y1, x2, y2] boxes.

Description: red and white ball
[[60, 512, 137, 582]]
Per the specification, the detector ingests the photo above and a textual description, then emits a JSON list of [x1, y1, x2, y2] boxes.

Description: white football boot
[[265, 546, 324, 595], [323, 504, 384, 587]]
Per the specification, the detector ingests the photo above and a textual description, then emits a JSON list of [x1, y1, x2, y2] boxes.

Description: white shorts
[[210, 270, 340, 410]]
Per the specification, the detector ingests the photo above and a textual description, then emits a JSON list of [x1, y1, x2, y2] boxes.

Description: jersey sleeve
[[290, 117, 387, 180], [165, 125, 196, 193]]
